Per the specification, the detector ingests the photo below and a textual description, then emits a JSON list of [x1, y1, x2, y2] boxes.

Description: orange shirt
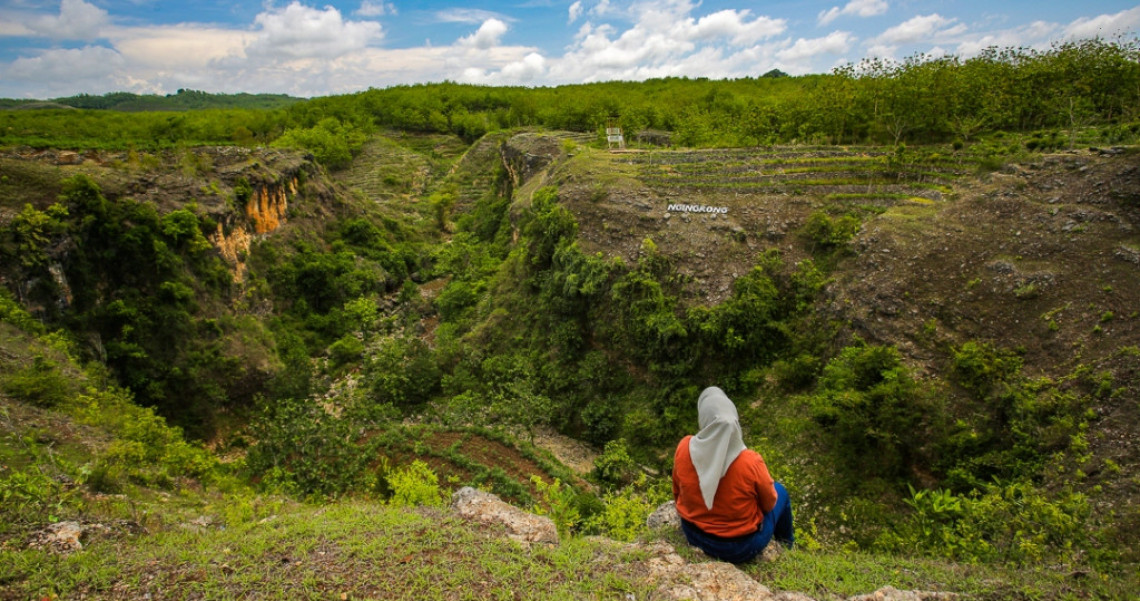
[[672, 435, 778, 538]]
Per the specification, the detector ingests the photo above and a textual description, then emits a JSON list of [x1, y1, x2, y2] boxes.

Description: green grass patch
[[825, 193, 937, 204], [747, 547, 1138, 600], [3, 500, 656, 600]]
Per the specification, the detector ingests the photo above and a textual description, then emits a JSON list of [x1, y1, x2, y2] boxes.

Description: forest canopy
[[1, 38, 1138, 161]]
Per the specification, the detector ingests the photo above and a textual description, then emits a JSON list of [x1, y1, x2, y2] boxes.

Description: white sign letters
[[666, 203, 728, 214]]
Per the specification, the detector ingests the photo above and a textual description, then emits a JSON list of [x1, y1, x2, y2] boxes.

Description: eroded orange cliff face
[[244, 177, 296, 234], [209, 177, 298, 282]]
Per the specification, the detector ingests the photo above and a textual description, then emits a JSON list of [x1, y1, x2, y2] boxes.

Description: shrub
[[387, 460, 444, 507], [592, 439, 638, 489], [365, 337, 440, 409], [583, 475, 670, 542], [0, 468, 76, 527], [246, 396, 363, 498], [581, 398, 621, 445], [883, 480, 1093, 566], [802, 211, 861, 249], [810, 344, 942, 478], [0, 289, 46, 334], [950, 341, 1022, 397], [531, 476, 581, 537], [2, 354, 71, 408], [327, 334, 364, 370]]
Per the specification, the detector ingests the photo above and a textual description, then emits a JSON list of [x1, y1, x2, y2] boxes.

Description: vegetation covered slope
[[1, 38, 1139, 599]]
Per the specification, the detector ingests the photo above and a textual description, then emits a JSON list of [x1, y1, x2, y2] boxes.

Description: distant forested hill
[[0, 88, 301, 111]]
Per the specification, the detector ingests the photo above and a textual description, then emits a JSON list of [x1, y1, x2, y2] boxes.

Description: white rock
[[646, 500, 681, 530], [450, 487, 559, 545], [846, 586, 959, 601]]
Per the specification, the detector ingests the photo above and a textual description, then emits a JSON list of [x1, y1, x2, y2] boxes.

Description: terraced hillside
[[334, 133, 469, 205], [632, 147, 957, 201], [520, 143, 973, 305]]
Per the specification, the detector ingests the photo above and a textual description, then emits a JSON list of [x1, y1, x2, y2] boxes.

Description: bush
[[72, 387, 219, 488], [246, 396, 363, 498], [365, 337, 440, 409], [810, 344, 942, 478], [592, 439, 638, 489], [581, 399, 621, 445], [531, 476, 581, 537], [583, 475, 670, 542], [950, 340, 1023, 397], [0, 289, 46, 334], [327, 334, 364, 370], [883, 480, 1093, 566], [387, 460, 444, 507], [802, 211, 861, 249], [2, 354, 71, 408]]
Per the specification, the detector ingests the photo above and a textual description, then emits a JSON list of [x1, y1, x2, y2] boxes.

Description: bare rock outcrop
[[499, 132, 564, 190], [847, 586, 959, 601], [642, 540, 777, 601], [28, 521, 111, 553], [647, 500, 681, 530], [450, 486, 559, 544]]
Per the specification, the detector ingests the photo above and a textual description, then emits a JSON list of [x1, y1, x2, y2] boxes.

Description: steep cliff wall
[[210, 174, 300, 282], [244, 177, 296, 234]]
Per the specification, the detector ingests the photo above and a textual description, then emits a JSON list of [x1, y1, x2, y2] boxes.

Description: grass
[[748, 546, 1137, 600], [4, 498, 657, 600], [825, 193, 937, 204], [0, 158, 68, 210], [656, 525, 1140, 600]]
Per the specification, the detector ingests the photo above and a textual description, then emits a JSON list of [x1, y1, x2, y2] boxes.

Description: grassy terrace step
[[641, 177, 952, 195], [364, 425, 585, 507], [639, 170, 963, 186], [648, 160, 971, 176]]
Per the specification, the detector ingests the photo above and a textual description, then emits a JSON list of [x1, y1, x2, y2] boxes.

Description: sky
[[0, 0, 1138, 99]]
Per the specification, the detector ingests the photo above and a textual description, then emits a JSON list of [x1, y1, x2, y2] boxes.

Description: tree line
[[1, 38, 1137, 163]]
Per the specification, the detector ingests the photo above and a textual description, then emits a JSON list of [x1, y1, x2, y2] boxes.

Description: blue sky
[[1, 0, 1137, 98]]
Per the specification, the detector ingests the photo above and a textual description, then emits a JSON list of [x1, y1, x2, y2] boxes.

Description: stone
[[28, 521, 108, 553], [646, 500, 681, 530], [845, 586, 959, 601], [640, 541, 779, 601], [450, 487, 559, 545], [30, 521, 85, 552]]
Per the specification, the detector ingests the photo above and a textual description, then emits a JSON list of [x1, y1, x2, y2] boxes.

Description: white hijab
[[688, 387, 747, 510]]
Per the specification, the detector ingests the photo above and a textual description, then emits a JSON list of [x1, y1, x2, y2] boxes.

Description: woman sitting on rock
[[672, 386, 794, 563]]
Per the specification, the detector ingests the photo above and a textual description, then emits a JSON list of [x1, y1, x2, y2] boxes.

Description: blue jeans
[[680, 482, 794, 564]]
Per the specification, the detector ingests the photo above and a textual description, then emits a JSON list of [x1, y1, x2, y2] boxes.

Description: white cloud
[[878, 14, 964, 44], [246, 2, 382, 60], [108, 25, 247, 70], [778, 31, 854, 62], [954, 20, 1057, 57], [4, 45, 124, 90], [437, 9, 509, 25], [688, 10, 786, 46], [592, 0, 614, 18], [470, 0, 791, 84], [356, 1, 396, 18], [457, 18, 508, 49], [864, 43, 896, 60], [0, 20, 35, 37], [467, 51, 548, 84], [569, 1, 584, 24], [28, 0, 109, 40], [1064, 7, 1140, 39], [819, 0, 888, 26]]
